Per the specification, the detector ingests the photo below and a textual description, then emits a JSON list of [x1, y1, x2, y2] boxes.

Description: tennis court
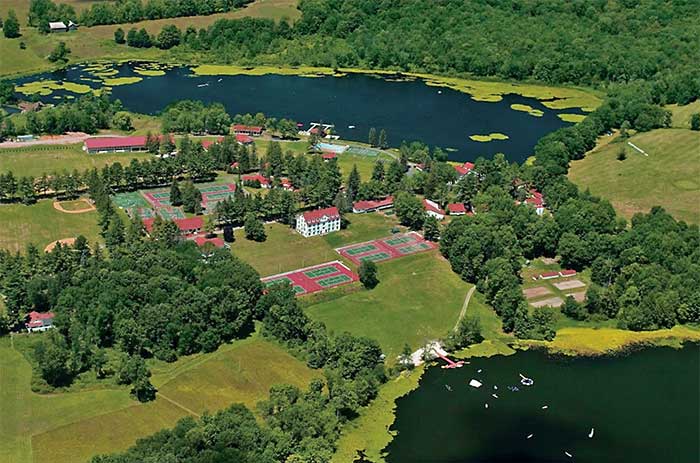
[[158, 207, 186, 220], [113, 191, 149, 209], [261, 261, 358, 296], [127, 207, 156, 219], [336, 232, 436, 266], [346, 146, 380, 157]]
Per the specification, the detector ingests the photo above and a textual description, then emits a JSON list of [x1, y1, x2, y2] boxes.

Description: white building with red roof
[[26, 311, 55, 333], [193, 236, 227, 248], [143, 216, 204, 237], [296, 206, 341, 237], [447, 203, 467, 215], [231, 124, 263, 136], [454, 162, 475, 177], [352, 196, 394, 213], [524, 188, 545, 215], [242, 173, 271, 188], [84, 136, 149, 154], [201, 137, 224, 151], [423, 198, 445, 220]]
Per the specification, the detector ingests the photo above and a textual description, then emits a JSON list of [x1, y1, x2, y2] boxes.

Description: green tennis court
[[134, 207, 156, 219], [150, 191, 170, 199], [359, 252, 391, 262], [265, 276, 293, 287], [347, 146, 380, 157], [304, 266, 339, 278], [199, 184, 231, 193], [158, 208, 186, 220], [345, 244, 379, 256], [398, 242, 432, 254], [385, 235, 416, 246], [293, 285, 306, 294], [317, 274, 352, 287], [113, 191, 149, 209], [204, 191, 235, 200]]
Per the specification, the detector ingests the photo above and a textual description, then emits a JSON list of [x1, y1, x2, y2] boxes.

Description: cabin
[[352, 196, 394, 214], [235, 134, 254, 145], [48, 21, 67, 32], [143, 217, 204, 237], [296, 206, 341, 237], [447, 203, 467, 215], [524, 188, 545, 215], [201, 137, 224, 151], [280, 178, 295, 191], [26, 311, 55, 333], [321, 152, 337, 160], [423, 198, 445, 220], [538, 271, 560, 280], [231, 124, 263, 136], [242, 173, 271, 189], [559, 269, 577, 277], [453, 162, 475, 177]]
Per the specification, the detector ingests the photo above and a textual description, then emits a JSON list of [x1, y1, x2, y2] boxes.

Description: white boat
[[197, 83, 209, 88], [445, 384, 452, 391], [527, 434, 534, 439], [469, 379, 482, 388], [348, 125, 355, 129], [542, 405, 548, 410], [589, 428, 595, 438], [491, 393, 499, 399], [484, 403, 489, 408], [520, 373, 534, 386], [565, 451, 573, 458], [217, 78, 222, 82]]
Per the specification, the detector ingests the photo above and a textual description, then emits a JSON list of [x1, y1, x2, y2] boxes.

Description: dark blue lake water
[[15, 63, 585, 163], [384, 344, 699, 463]]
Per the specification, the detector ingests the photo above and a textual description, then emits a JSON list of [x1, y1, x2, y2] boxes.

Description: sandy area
[[523, 286, 552, 299], [53, 198, 96, 214], [554, 279, 586, 290], [0, 132, 89, 148], [44, 237, 76, 253], [530, 297, 564, 308], [567, 292, 587, 302]]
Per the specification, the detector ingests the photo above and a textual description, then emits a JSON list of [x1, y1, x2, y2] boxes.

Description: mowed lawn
[[305, 252, 473, 360], [0, 199, 101, 252], [1, 335, 317, 463], [232, 213, 398, 276], [0, 144, 151, 178], [568, 128, 700, 223]]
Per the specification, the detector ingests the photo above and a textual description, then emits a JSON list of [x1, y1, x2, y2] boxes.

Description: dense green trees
[[47, 41, 70, 63], [161, 100, 231, 134], [244, 212, 266, 241], [691, 113, 700, 131], [359, 260, 378, 289], [3, 10, 20, 38], [394, 191, 424, 230]]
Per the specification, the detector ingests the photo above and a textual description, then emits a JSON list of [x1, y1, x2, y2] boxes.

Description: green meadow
[[568, 128, 700, 224], [0, 334, 318, 463]]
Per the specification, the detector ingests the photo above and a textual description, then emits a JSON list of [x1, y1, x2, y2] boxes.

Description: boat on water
[[565, 451, 573, 458], [519, 373, 534, 386], [217, 78, 222, 82], [589, 428, 595, 438], [348, 125, 355, 129], [197, 83, 209, 88], [445, 384, 452, 391], [526, 434, 534, 439]]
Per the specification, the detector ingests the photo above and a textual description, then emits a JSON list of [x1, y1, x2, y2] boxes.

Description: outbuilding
[[352, 196, 394, 213], [26, 311, 55, 333], [423, 198, 445, 220], [232, 124, 263, 136]]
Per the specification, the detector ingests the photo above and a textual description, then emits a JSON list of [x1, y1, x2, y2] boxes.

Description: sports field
[[0, 335, 318, 463], [568, 128, 700, 223], [262, 261, 358, 295], [336, 232, 436, 266], [0, 199, 101, 252]]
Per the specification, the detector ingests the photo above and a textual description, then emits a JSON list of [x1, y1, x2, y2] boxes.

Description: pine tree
[[378, 129, 387, 148], [423, 215, 440, 241], [347, 164, 361, 202], [3, 10, 20, 38], [169, 179, 182, 206], [368, 127, 377, 147]]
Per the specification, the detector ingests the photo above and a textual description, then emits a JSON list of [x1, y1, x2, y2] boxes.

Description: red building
[[85, 136, 148, 154], [453, 162, 475, 176], [232, 124, 263, 136], [353, 196, 394, 213], [242, 173, 271, 188], [447, 203, 467, 215], [143, 216, 204, 236], [26, 311, 55, 333]]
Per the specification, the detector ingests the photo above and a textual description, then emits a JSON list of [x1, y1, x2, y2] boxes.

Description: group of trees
[[233, 112, 299, 139], [79, 0, 253, 26], [2, 9, 21, 38], [28, 0, 76, 33], [162, 100, 231, 134], [367, 127, 387, 148]]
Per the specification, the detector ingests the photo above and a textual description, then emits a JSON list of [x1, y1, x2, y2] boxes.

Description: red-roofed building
[[143, 216, 204, 236], [559, 269, 577, 277], [538, 271, 560, 280], [524, 189, 545, 215], [26, 311, 55, 333], [280, 177, 295, 191], [193, 236, 227, 248], [242, 173, 271, 188], [85, 136, 148, 154], [353, 196, 394, 213], [236, 134, 254, 145], [201, 137, 224, 151], [454, 162, 475, 177], [296, 206, 341, 237], [321, 152, 337, 160], [423, 198, 445, 220], [232, 124, 263, 136], [447, 203, 467, 215]]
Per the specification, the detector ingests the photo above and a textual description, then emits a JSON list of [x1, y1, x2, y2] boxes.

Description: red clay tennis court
[[261, 261, 359, 296], [336, 232, 436, 266]]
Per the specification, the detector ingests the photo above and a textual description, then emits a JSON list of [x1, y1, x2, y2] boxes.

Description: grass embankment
[[0, 334, 318, 463], [232, 213, 399, 276], [306, 252, 472, 360], [0, 143, 151, 178], [568, 128, 700, 223], [0, 199, 101, 252]]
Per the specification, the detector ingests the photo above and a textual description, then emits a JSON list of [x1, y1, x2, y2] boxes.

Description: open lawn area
[[305, 252, 473, 360], [232, 213, 399, 276], [568, 128, 700, 224], [0, 143, 151, 178], [669, 100, 700, 129], [1, 335, 317, 463], [0, 199, 101, 252]]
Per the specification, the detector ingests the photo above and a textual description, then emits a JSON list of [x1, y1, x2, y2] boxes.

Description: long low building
[[84, 136, 148, 154], [143, 216, 204, 236], [353, 196, 394, 213]]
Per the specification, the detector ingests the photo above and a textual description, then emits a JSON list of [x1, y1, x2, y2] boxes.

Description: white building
[[423, 198, 446, 220], [26, 311, 55, 333], [296, 206, 341, 237]]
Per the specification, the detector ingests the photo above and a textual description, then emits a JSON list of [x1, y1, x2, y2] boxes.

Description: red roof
[[27, 311, 55, 328], [322, 152, 337, 160], [85, 136, 147, 150], [560, 269, 577, 277], [193, 236, 225, 248], [525, 189, 545, 208], [540, 271, 559, 279], [280, 177, 294, 189], [302, 206, 340, 225], [242, 173, 270, 185], [201, 137, 224, 150], [143, 217, 204, 233], [230, 161, 239, 168], [232, 124, 263, 133], [353, 196, 394, 212], [454, 162, 475, 176], [235, 134, 254, 144], [423, 198, 445, 215], [447, 203, 467, 214]]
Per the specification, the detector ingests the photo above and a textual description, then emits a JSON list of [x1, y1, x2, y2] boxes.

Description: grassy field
[[568, 128, 700, 224], [232, 213, 398, 276], [0, 199, 101, 252], [669, 100, 700, 129], [0, 0, 300, 77], [0, 143, 151, 178], [0, 0, 104, 26], [1, 334, 317, 463], [305, 251, 473, 360]]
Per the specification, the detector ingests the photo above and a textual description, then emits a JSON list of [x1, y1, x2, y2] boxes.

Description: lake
[[13, 63, 585, 163], [384, 344, 699, 463]]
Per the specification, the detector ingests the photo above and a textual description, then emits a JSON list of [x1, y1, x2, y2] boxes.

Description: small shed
[[49, 21, 68, 32]]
